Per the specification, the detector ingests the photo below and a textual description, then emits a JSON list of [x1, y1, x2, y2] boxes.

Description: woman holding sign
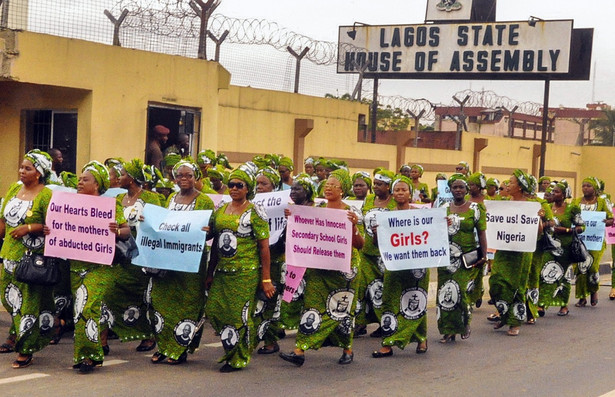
[[65, 161, 130, 373], [355, 169, 396, 337], [279, 169, 363, 366], [489, 170, 542, 336], [0, 150, 54, 368], [149, 160, 214, 365], [117, 159, 161, 352], [371, 175, 430, 358], [571, 177, 613, 307], [206, 165, 274, 372], [437, 174, 487, 343]]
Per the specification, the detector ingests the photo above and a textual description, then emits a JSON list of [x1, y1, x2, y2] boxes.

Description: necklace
[[451, 200, 467, 207]]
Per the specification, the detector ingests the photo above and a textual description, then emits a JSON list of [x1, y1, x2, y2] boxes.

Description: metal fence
[[0, 0, 541, 122]]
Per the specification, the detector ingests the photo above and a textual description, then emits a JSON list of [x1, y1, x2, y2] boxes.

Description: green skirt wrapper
[[150, 270, 206, 361], [574, 245, 604, 299], [255, 255, 283, 346], [1, 260, 55, 354], [437, 266, 473, 336], [381, 268, 429, 349], [526, 250, 543, 318], [538, 248, 575, 309], [467, 263, 485, 304], [206, 269, 259, 368], [489, 250, 533, 327], [278, 262, 304, 330], [355, 252, 384, 327]]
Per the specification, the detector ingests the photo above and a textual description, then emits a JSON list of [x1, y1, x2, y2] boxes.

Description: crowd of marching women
[[0, 148, 613, 373]]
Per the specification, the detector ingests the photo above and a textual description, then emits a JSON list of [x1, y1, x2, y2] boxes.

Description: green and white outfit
[[571, 197, 612, 299], [0, 183, 54, 355], [206, 201, 269, 369], [148, 192, 213, 360], [295, 205, 361, 351], [70, 201, 127, 364], [437, 202, 486, 335], [538, 203, 584, 308], [527, 200, 553, 318]]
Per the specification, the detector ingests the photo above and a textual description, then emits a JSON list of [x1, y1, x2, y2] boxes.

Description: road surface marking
[[0, 373, 49, 385]]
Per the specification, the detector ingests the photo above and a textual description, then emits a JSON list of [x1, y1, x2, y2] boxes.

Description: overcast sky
[[216, 0, 615, 108]]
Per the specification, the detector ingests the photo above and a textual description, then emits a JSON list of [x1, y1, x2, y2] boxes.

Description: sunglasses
[[228, 181, 245, 189], [499, 187, 505, 191]]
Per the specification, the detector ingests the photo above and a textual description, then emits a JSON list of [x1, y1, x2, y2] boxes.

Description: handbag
[[538, 231, 560, 253], [15, 250, 60, 286], [114, 235, 139, 264], [570, 229, 589, 263], [462, 249, 481, 269]]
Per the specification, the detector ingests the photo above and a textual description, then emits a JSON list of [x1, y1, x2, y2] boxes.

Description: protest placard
[[132, 204, 212, 273], [375, 207, 449, 270], [579, 211, 606, 251], [45, 191, 116, 265], [484, 200, 541, 252], [282, 264, 307, 303], [606, 225, 615, 245], [252, 190, 291, 245], [285, 205, 352, 272], [433, 180, 453, 208]]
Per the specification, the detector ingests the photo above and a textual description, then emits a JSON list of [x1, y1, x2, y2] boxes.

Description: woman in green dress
[[66, 161, 130, 373], [571, 177, 613, 307], [116, 159, 161, 352], [351, 171, 372, 201], [410, 164, 431, 203], [355, 169, 396, 337], [438, 174, 487, 343], [466, 172, 487, 308], [372, 175, 430, 358], [430, 173, 447, 203], [206, 166, 274, 372], [279, 169, 363, 366], [149, 160, 214, 365], [538, 182, 585, 316], [0, 150, 54, 368], [489, 170, 543, 336]]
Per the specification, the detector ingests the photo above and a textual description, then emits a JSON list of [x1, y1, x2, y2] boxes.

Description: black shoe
[[219, 363, 242, 373], [257, 344, 280, 354], [416, 341, 428, 354], [370, 327, 383, 338], [537, 308, 546, 317], [136, 340, 156, 352], [167, 352, 187, 365], [487, 313, 500, 322], [279, 351, 305, 367], [102, 345, 110, 356], [487, 298, 494, 305], [276, 329, 286, 339], [78, 361, 95, 374], [371, 349, 393, 358], [338, 352, 353, 365], [107, 330, 119, 340], [355, 325, 367, 336], [475, 298, 482, 308]]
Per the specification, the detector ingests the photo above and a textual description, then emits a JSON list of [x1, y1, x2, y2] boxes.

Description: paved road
[[1, 276, 615, 397]]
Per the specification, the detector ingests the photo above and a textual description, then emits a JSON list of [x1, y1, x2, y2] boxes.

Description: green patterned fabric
[[0, 183, 54, 354], [538, 203, 584, 308], [381, 268, 430, 349], [112, 189, 162, 342], [295, 204, 360, 351], [70, 200, 127, 364], [149, 192, 213, 360], [82, 160, 110, 194], [571, 196, 613, 298], [526, 200, 553, 318], [355, 194, 396, 327], [437, 202, 486, 335], [206, 201, 270, 369]]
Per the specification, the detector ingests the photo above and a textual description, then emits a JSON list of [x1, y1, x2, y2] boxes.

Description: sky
[[215, 0, 615, 109]]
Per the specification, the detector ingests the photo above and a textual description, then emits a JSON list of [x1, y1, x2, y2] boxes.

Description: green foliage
[[325, 93, 411, 131], [589, 109, 615, 146]]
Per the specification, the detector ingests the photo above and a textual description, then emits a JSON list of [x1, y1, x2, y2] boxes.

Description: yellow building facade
[[0, 30, 611, 198]]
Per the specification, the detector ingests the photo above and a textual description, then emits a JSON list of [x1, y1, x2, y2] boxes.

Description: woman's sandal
[[507, 326, 520, 336], [12, 355, 33, 369], [487, 313, 500, 322], [167, 352, 187, 365], [150, 351, 167, 364], [415, 341, 428, 354], [610, 289, 615, 301], [591, 292, 598, 306], [493, 321, 506, 330], [557, 307, 569, 316], [575, 298, 587, 307], [0, 342, 15, 354], [439, 334, 456, 343], [526, 318, 536, 325]]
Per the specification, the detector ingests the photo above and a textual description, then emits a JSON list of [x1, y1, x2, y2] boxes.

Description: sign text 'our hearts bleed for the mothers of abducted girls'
[[375, 207, 449, 270], [44, 191, 117, 265]]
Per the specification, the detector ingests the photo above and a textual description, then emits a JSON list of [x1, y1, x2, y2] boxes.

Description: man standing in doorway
[[48, 148, 63, 184], [146, 125, 170, 170]]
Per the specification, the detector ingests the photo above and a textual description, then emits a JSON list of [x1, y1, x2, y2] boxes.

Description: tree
[[324, 93, 411, 131], [589, 109, 615, 146]]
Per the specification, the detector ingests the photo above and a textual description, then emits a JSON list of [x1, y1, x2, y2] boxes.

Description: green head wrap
[[538, 176, 551, 184], [142, 165, 161, 186], [24, 149, 53, 183], [513, 169, 532, 194], [265, 154, 281, 168], [329, 169, 352, 196], [164, 153, 182, 169], [352, 171, 372, 190], [583, 176, 600, 192], [216, 153, 231, 169], [173, 159, 202, 181], [559, 179, 572, 198], [304, 157, 315, 166], [196, 149, 216, 166], [156, 178, 175, 189], [410, 164, 424, 176], [279, 156, 294, 172], [467, 172, 487, 189], [486, 177, 500, 188], [314, 157, 329, 168], [207, 164, 226, 180], [447, 173, 468, 188], [599, 178, 606, 193], [529, 175, 538, 195], [257, 167, 281, 189], [229, 166, 256, 200], [82, 160, 110, 194], [104, 158, 124, 179], [329, 159, 348, 171], [399, 164, 411, 173], [457, 161, 470, 172], [123, 158, 145, 185], [293, 173, 316, 202], [60, 171, 78, 188], [391, 175, 413, 194], [554, 180, 567, 193], [374, 169, 395, 185], [252, 155, 269, 169]]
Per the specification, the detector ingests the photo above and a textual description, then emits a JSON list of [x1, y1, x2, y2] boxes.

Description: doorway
[[146, 104, 201, 166], [23, 110, 77, 173]]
